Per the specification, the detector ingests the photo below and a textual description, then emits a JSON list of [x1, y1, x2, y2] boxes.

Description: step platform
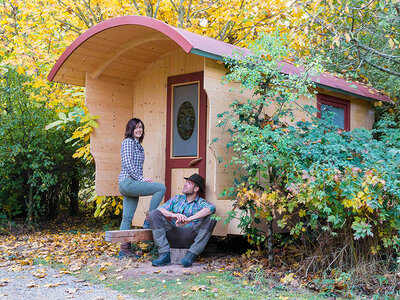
[[104, 229, 153, 243]]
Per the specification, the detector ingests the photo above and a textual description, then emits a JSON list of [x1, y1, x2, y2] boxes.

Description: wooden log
[[104, 229, 153, 243]]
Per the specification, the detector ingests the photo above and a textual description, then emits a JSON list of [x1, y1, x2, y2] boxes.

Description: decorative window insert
[[317, 94, 350, 131]]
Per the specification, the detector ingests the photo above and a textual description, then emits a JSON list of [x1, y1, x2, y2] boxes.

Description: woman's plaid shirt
[[119, 138, 144, 182]]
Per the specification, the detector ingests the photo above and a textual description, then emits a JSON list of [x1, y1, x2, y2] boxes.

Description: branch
[[54, 18, 82, 34], [352, 40, 400, 64], [169, 0, 179, 13], [153, 0, 161, 18], [82, 0, 102, 23], [128, 0, 142, 14], [363, 58, 400, 77]]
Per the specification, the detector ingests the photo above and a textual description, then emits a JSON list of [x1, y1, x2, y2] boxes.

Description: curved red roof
[[47, 15, 245, 82], [48, 15, 391, 103]]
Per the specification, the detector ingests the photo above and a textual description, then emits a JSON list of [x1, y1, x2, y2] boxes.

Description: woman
[[118, 118, 166, 259]]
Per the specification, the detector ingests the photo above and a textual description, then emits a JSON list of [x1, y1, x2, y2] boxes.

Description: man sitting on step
[[148, 173, 216, 267]]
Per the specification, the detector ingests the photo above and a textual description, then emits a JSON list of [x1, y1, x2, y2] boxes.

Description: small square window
[[317, 94, 350, 131]]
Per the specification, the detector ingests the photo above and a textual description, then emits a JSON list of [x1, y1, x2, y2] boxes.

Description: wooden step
[[104, 229, 153, 243]]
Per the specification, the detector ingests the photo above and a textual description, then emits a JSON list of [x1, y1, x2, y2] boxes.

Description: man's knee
[[200, 215, 217, 232], [148, 209, 165, 229]]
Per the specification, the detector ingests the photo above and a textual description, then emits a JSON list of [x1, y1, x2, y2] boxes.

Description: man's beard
[[183, 189, 194, 196]]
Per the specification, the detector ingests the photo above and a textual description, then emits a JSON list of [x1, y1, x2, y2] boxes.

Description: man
[[148, 173, 216, 267]]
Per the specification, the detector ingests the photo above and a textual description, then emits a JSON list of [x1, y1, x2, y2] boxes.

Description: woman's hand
[[143, 178, 153, 183]]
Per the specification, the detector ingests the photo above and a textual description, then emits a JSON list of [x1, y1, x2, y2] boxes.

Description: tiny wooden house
[[48, 16, 390, 236]]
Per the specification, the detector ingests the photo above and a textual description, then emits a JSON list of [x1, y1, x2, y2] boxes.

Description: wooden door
[[165, 71, 207, 200]]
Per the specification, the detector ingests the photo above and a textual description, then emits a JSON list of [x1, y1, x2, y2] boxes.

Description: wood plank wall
[[86, 74, 134, 196]]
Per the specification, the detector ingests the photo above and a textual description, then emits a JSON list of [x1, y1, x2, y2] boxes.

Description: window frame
[[317, 94, 351, 131]]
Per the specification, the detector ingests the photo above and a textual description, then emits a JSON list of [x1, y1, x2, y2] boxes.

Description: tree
[[282, 0, 400, 99]]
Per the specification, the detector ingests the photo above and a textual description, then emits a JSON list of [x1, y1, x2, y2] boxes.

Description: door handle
[[189, 157, 203, 167]]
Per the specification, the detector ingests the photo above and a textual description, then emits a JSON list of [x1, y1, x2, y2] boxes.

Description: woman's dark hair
[[125, 118, 145, 143]]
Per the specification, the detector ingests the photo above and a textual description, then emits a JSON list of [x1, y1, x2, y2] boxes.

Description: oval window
[[177, 101, 195, 140]]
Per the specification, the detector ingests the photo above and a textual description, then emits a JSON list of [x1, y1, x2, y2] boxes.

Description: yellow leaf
[[281, 273, 295, 284], [17, 66, 25, 74], [389, 38, 395, 50]]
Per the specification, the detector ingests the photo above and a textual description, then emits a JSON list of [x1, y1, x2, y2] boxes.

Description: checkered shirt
[[158, 194, 216, 227], [119, 138, 145, 182]]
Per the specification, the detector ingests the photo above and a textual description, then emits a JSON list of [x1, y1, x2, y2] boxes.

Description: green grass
[[73, 265, 329, 299]]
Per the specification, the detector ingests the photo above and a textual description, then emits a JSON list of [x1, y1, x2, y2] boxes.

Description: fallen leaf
[[43, 283, 58, 288], [66, 287, 78, 294], [98, 275, 107, 281], [69, 264, 82, 272], [191, 285, 207, 291], [153, 270, 161, 274], [116, 276, 124, 280], [281, 273, 295, 284], [137, 289, 146, 293], [211, 288, 218, 293], [32, 271, 47, 278], [83, 282, 93, 286], [26, 282, 39, 288]]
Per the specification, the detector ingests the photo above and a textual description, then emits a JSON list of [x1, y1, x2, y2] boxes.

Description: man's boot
[[152, 252, 171, 266], [181, 251, 197, 267], [119, 242, 137, 259]]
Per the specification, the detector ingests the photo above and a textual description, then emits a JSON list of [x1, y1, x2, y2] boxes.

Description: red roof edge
[[47, 16, 193, 82], [279, 62, 392, 103]]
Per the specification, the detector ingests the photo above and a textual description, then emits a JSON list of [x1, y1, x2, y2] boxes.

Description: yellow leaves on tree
[[0, 0, 298, 162]]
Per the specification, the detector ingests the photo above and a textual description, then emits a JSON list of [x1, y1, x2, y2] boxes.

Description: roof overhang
[[47, 15, 245, 86], [48, 15, 391, 103]]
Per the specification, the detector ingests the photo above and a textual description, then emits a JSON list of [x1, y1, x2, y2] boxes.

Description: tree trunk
[[267, 220, 274, 266], [69, 175, 79, 216], [27, 182, 33, 229]]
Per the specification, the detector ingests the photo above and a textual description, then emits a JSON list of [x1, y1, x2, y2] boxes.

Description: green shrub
[[220, 33, 400, 269], [0, 64, 92, 227]]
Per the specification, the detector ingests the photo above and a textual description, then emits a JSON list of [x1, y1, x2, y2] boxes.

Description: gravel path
[[0, 263, 137, 300]]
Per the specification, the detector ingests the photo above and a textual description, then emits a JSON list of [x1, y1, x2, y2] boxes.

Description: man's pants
[[148, 210, 217, 255]]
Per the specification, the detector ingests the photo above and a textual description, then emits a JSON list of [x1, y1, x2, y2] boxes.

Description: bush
[[220, 33, 400, 270], [0, 64, 92, 228]]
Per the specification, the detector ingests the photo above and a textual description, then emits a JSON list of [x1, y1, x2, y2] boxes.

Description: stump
[[170, 248, 188, 265]]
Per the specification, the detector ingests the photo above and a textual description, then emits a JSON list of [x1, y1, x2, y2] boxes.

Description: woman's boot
[[119, 242, 137, 259]]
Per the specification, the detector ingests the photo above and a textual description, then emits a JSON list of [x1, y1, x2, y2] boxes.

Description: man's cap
[[184, 173, 205, 193]]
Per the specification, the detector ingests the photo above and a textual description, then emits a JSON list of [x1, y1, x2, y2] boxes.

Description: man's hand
[[176, 218, 192, 226], [172, 213, 188, 226], [143, 178, 153, 183]]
